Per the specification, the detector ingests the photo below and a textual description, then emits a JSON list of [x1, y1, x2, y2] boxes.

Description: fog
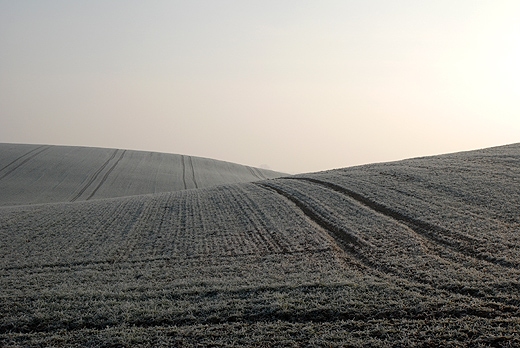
[[1, 1, 519, 173]]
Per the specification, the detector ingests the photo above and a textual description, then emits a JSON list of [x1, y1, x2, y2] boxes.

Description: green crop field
[[1, 143, 519, 347]]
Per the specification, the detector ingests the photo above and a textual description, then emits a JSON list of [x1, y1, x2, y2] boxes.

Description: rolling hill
[[1, 143, 520, 347], [0, 144, 285, 206]]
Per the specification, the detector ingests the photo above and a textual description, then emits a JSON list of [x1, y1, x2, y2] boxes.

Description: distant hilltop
[[0, 143, 286, 206]]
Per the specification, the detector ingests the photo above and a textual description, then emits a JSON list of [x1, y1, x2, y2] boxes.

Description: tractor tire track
[[188, 156, 198, 189], [86, 150, 127, 200], [70, 149, 119, 202], [0, 145, 46, 172], [181, 155, 188, 190], [255, 181, 520, 307], [255, 182, 381, 272], [254, 167, 267, 180], [0, 145, 50, 181], [247, 166, 264, 180], [236, 186, 288, 253], [290, 177, 518, 269]]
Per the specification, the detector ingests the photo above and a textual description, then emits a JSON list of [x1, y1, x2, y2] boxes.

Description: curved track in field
[[181, 155, 188, 190], [0, 144, 286, 205], [288, 177, 519, 269], [2, 143, 520, 346], [0, 145, 50, 181], [188, 156, 198, 189], [70, 149, 119, 202], [86, 150, 127, 200]]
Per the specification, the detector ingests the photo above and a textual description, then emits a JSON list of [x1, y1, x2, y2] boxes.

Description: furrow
[[236, 187, 288, 253], [0, 145, 50, 181], [181, 155, 188, 190], [103, 199, 149, 261], [86, 150, 127, 200], [247, 166, 263, 180], [0, 145, 46, 173], [109, 193, 174, 259], [183, 185, 281, 255], [343, 175, 482, 245], [290, 177, 519, 269], [70, 149, 119, 202], [255, 181, 520, 306], [85, 198, 156, 262], [241, 183, 334, 254], [188, 156, 198, 189], [253, 167, 267, 180], [255, 182, 381, 271]]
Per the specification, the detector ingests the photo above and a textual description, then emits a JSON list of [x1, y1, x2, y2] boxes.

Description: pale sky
[[1, 1, 519, 174]]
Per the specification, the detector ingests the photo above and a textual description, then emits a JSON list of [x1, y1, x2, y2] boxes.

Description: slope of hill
[[1, 143, 520, 347], [0, 143, 285, 206]]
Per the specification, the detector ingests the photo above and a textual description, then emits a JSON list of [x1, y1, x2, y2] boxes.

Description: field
[[1, 143, 520, 347], [0, 144, 284, 206]]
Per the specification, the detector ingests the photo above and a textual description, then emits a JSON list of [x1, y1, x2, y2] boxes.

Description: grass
[[1, 143, 520, 346], [0, 143, 286, 206]]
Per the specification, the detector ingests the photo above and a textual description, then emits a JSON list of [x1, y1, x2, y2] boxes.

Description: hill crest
[[0, 143, 286, 206]]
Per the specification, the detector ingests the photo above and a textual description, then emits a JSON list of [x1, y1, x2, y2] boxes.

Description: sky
[[1, 1, 519, 174]]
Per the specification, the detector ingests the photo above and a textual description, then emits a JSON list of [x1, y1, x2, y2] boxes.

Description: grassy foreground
[[1, 144, 520, 347]]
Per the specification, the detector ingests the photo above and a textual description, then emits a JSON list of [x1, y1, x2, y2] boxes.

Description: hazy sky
[[1, 1, 519, 173]]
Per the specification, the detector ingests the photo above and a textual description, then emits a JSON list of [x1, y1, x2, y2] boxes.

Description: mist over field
[[1, 1, 519, 173]]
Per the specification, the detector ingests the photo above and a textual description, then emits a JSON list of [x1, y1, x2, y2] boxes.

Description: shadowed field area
[[1, 143, 520, 347]]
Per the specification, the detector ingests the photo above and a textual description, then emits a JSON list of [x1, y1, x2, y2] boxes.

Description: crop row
[[0, 144, 286, 206], [0, 246, 489, 337], [0, 183, 332, 270], [258, 178, 520, 309], [301, 147, 520, 267], [2, 143, 519, 346]]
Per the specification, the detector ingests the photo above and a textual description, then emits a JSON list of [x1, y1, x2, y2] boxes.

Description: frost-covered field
[[0, 144, 284, 206], [1, 143, 520, 347]]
